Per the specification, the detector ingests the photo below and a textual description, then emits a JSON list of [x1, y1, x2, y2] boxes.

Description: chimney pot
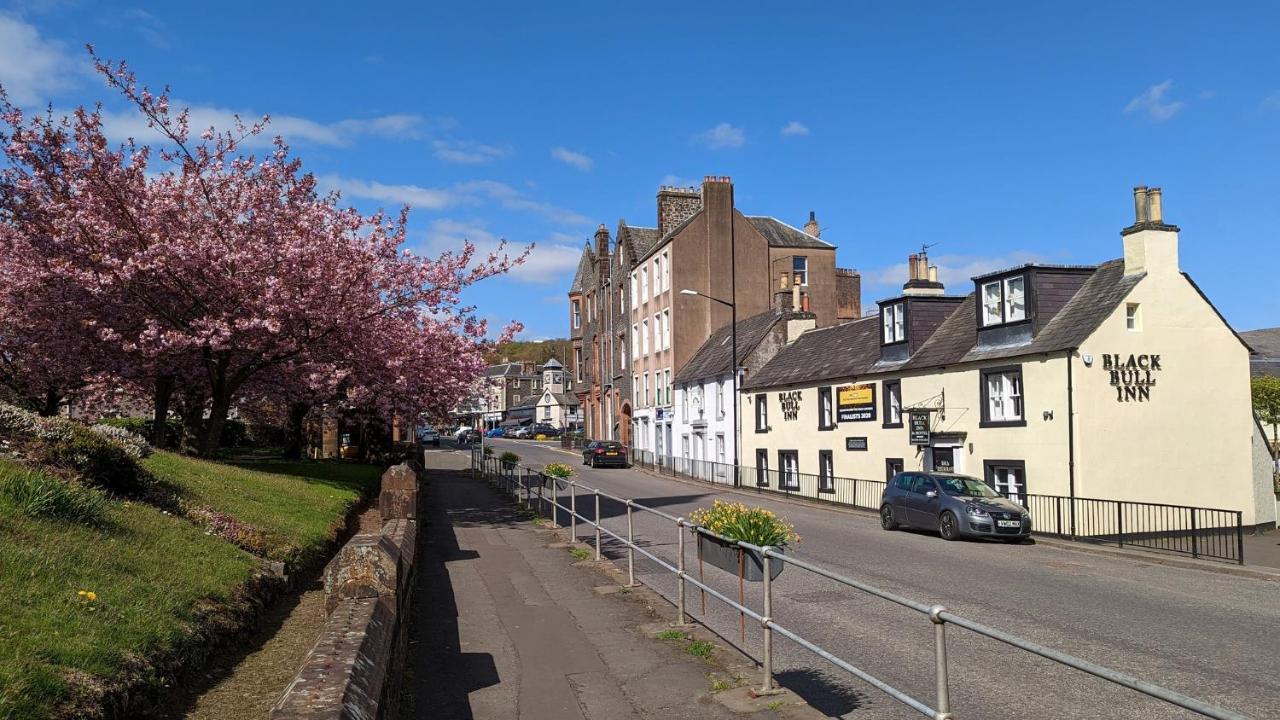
[[791, 282, 801, 312], [1147, 187, 1163, 223], [928, 266, 938, 283], [1133, 186, 1149, 223]]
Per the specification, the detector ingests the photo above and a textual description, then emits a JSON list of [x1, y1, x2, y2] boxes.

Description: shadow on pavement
[[775, 667, 869, 717], [401, 471, 498, 718]]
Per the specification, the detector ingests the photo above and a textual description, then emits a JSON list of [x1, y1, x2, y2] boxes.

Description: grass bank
[[0, 452, 382, 720]]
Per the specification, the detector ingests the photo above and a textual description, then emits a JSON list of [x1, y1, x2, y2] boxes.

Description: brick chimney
[[594, 224, 611, 281], [804, 210, 820, 238], [1122, 185, 1180, 276], [836, 268, 861, 320], [657, 185, 702, 237]]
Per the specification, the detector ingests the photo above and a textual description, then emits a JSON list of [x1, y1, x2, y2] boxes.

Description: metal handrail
[[471, 448, 1251, 720]]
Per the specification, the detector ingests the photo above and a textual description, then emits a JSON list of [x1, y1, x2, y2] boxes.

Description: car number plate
[[606, 452, 618, 456], [997, 520, 1020, 528]]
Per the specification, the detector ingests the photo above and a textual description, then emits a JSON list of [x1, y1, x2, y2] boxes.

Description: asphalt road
[[462, 439, 1275, 720]]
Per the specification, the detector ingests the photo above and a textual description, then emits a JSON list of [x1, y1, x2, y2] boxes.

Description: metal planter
[[696, 533, 784, 582]]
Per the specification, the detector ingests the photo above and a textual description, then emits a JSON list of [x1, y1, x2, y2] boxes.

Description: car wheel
[[939, 511, 961, 541], [879, 505, 898, 531]]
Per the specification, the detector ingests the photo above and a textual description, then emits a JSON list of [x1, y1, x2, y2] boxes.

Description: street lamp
[[680, 288, 740, 487]]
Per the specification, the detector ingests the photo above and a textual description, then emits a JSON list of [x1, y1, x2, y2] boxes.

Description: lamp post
[[680, 288, 739, 486]]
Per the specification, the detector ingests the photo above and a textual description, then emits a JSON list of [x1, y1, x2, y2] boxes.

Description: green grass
[[568, 547, 591, 561], [0, 458, 258, 720], [656, 629, 685, 641], [685, 639, 715, 658], [142, 451, 381, 568]]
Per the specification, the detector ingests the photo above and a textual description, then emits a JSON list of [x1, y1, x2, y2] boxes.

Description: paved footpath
[[401, 450, 776, 720], [483, 439, 1277, 720]]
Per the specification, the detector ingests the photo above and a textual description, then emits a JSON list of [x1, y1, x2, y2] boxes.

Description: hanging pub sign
[[908, 411, 931, 445], [845, 437, 868, 451], [836, 383, 876, 422]]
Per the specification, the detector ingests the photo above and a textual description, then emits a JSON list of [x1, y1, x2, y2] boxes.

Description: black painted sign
[[908, 411, 931, 446], [1102, 353, 1162, 403], [845, 437, 868, 451], [778, 390, 802, 421]]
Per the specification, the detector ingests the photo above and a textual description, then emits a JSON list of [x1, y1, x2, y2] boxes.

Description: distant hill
[[488, 338, 572, 366]]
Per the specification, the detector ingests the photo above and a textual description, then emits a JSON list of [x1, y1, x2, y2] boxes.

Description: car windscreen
[[936, 476, 998, 498]]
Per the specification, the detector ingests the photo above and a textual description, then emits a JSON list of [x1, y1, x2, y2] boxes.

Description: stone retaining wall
[[271, 461, 421, 720]]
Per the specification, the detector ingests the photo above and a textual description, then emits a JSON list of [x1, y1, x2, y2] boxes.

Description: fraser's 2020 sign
[[1102, 353, 1162, 402], [837, 383, 876, 422]]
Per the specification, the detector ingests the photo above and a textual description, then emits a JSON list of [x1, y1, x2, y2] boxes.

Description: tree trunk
[[179, 394, 206, 455], [40, 388, 61, 417], [198, 393, 233, 457], [283, 402, 310, 460], [152, 375, 174, 448]]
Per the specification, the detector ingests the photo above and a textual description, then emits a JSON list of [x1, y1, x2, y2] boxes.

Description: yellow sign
[[838, 384, 874, 406]]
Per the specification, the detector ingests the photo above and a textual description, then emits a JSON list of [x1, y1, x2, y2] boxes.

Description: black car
[[582, 440, 628, 468], [880, 472, 1031, 541], [529, 423, 562, 438], [456, 428, 482, 445]]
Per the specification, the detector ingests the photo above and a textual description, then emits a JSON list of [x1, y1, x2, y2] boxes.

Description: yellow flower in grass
[[76, 590, 97, 602]]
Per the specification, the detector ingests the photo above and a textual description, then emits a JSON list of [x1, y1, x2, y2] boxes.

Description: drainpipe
[[1067, 350, 1077, 539]]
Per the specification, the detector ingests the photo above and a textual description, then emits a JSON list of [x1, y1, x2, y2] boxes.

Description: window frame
[[881, 301, 907, 345], [978, 273, 1032, 329], [792, 256, 809, 286], [885, 458, 905, 483], [778, 450, 800, 491], [755, 394, 769, 433], [1126, 302, 1141, 331], [572, 299, 581, 329], [983, 459, 1028, 508], [817, 386, 836, 430], [980, 364, 1027, 427], [755, 449, 769, 487], [882, 380, 903, 428], [818, 449, 835, 493]]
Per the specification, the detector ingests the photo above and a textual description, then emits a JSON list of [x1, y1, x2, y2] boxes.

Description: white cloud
[[320, 175, 591, 225], [1124, 80, 1184, 122], [0, 13, 82, 105], [862, 252, 1049, 293], [117, 9, 171, 49], [550, 146, 593, 171], [421, 219, 581, 283], [432, 138, 509, 164], [1262, 93, 1280, 111], [781, 120, 810, 136], [694, 122, 745, 150], [92, 102, 427, 147]]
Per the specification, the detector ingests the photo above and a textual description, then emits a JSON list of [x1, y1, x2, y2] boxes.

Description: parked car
[[418, 425, 440, 447], [454, 425, 476, 441], [456, 428, 481, 445], [484, 427, 506, 438], [511, 425, 534, 439], [880, 472, 1031, 541], [529, 423, 561, 438], [582, 440, 627, 468]]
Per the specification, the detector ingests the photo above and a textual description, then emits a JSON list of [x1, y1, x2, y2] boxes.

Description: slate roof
[[538, 391, 578, 406], [568, 245, 596, 293], [1242, 328, 1280, 377], [618, 223, 659, 262], [673, 311, 785, 385], [745, 216, 834, 249], [744, 258, 1146, 391], [542, 357, 563, 369]]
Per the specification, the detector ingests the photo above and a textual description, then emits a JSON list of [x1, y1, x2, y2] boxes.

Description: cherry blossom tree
[[0, 48, 524, 454]]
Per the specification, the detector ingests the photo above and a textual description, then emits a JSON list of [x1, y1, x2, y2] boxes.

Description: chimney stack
[[1122, 184, 1180, 276], [903, 247, 945, 297], [656, 184, 702, 237], [804, 211, 820, 238], [791, 276, 801, 312]]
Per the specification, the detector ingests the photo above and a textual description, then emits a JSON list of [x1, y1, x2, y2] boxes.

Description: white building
[[533, 358, 579, 429]]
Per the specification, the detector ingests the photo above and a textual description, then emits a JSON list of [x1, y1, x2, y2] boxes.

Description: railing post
[[929, 605, 952, 719], [1116, 503, 1124, 549], [676, 518, 687, 624], [760, 547, 775, 693], [1190, 507, 1199, 559], [570, 481, 578, 540], [1055, 496, 1063, 536], [550, 476, 559, 529], [625, 500, 636, 587], [1236, 511, 1245, 565], [594, 490, 601, 562]]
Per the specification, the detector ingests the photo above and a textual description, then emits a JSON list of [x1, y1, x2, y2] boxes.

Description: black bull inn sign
[[1101, 353, 1162, 403]]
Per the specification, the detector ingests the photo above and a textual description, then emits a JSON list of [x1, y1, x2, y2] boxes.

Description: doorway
[[930, 447, 955, 473]]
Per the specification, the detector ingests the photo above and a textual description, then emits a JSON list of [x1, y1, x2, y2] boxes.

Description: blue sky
[[3, 1, 1278, 340]]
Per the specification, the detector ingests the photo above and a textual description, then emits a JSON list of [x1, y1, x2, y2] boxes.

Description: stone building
[[569, 176, 862, 449], [740, 187, 1276, 528]]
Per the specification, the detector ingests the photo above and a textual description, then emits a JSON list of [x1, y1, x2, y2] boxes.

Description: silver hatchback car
[[880, 472, 1031, 541]]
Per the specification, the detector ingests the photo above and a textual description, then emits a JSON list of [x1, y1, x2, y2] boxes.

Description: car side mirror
[[925, 490, 938, 499]]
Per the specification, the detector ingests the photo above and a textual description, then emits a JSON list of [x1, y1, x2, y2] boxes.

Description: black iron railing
[[622, 447, 1244, 564]]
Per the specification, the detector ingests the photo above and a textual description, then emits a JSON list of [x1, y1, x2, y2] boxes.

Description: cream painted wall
[[1074, 265, 1272, 524], [741, 354, 1072, 494]]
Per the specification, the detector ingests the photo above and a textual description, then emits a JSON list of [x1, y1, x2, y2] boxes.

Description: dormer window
[[980, 275, 1027, 327], [882, 302, 906, 344]]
